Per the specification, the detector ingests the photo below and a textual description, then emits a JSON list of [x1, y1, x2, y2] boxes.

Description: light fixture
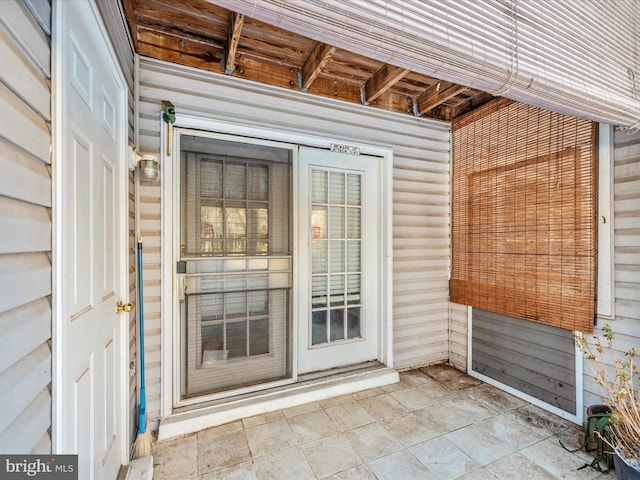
[[129, 145, 159, 182]]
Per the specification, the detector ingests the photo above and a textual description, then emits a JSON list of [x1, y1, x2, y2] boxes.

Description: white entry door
[[56, 1, 128, 478], [297, 147, 381, 374]]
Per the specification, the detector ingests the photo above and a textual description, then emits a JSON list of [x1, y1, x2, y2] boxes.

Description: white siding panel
[[0, 253, 50, 313], [0, 0, 50, 78], [23, 0, 51, 36], [0, 0, 51, 454], [449, 303, 468, 370], [0, 388, 51, 454], [0, 298, 50, 374], [0, 342, 50, 435], [584, 129, 640, 411], [0, 23, 50, 119], [0, 196, 51, 254], [0, 137, 51, 207], [138, 58, 452, 417], [0, 82, 50, 163]]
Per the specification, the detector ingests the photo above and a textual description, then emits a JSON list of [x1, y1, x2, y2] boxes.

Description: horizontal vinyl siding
[[138, 58, 451, 419], [448, 303, 468, 370], [0, 0, 51, 453], [472, 309, 576, 414], [584, 129, 640, 408]]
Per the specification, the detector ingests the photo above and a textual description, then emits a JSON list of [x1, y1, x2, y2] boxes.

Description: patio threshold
[[157, 363, 399, 440]]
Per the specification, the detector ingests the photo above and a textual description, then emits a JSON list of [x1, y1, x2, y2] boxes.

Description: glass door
[[297, 147, 381, 374], [178, 134, 293, 399]]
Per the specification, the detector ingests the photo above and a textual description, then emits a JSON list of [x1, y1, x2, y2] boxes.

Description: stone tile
[[367, 450, 434, 480], [419, 363, 468, 384], [381, 411, 444, 447], [253, 446, 316, 480], [196, 460, 257, 480], [318, 394, 355, 409], [457, 467, 499, 479], [357, 393, 408, 421], [242, 410, 285, 428], [153, 432, 197, 454], [352, 387, 385, 400], [487, 452, 556, 480], [555, 423, 588, 452], [505, 403, 574, 437], [287, 409, 339, 443], [301, 434, 362, 478], [410, 437, 480, 480], [389, 386, 441, 411], [413, 378, 459, 403], [153, 434, 198, 479], [444, 420, 519, 466], [415, 401, 471, 433], [520, 438, 609, 479], [282, 401, 322, 418], [244, 419, 297, 457], [462, 385, 528, 413], [343, 423, 403, 462], [323, 463, 377, 480], [197, 430, 251, 475], [197, 420, 244, 440], [444, 415, 544, 467], [398, 369, 433, 386], [324, 401, 375, 431]]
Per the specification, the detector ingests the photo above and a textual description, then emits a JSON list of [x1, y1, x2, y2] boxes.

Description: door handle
[[116, 301, 134, 313]]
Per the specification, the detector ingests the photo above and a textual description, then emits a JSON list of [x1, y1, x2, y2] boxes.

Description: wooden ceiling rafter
[[299, 42, 337, 92], [223, 12, 245, 74], [414, 81, 469, 116], [122, 0, 494, 122], [362, 64, 410, 105]]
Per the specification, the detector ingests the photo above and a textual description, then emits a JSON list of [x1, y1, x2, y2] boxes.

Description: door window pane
[[310, 168, 363, 347], [330, 309, 345, 341], [312, 311, 327, 345], [225, 163, 246, 199]]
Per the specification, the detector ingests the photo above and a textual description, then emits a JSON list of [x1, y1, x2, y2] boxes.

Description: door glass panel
[[180, 135, 292, 399], [330, 309, 345, 341], [312, 311, 327, 345], [310, 167, 363, 347]]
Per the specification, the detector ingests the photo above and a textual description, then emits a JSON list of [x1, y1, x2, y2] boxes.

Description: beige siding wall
[[0, 0, 52, 453], [583, 128, 640, 408], [448, 303, 468, 370], [137, 58, 452, 420]]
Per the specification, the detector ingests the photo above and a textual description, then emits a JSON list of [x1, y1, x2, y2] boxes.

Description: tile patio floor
[[151, 364, 612, 479]]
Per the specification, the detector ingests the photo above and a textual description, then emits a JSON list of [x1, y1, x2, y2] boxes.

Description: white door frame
[[160, 114, 394, 417], [52, 0, 130, 463]]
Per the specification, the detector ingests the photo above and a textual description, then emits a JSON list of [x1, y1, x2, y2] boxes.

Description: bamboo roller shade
[[451, 98, 597, 333]]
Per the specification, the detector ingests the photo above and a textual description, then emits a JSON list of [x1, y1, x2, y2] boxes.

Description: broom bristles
[[133, 429, 153, 458]]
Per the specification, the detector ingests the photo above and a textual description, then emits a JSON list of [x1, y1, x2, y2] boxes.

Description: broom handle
[[137, 239, 147, 434]]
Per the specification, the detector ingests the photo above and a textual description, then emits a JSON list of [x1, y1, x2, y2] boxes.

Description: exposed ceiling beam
[[415, 81, 468, 116], [224, 12, 245, 74], [121, 0, 138, 50], [300, 42, 336, 91], [362, 64, 410, 104]]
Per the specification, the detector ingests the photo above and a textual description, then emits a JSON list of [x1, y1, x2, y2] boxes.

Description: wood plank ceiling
[[122, 0, 495, 121]]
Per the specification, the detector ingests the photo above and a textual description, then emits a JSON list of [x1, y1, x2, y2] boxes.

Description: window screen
[[450, 98, 597, 333]]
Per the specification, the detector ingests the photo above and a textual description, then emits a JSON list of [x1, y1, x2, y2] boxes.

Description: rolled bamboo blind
[[451, 98, 597, 333]]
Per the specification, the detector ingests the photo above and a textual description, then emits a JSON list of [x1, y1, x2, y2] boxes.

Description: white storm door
[[297, 147, 381, 374], [56, 1, 127, 478]]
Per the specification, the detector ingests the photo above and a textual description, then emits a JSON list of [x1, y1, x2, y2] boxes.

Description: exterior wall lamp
[[129, 145, 159, 182]]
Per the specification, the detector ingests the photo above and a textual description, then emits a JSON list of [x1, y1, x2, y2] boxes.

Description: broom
[[134, 238, 153, 457]]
